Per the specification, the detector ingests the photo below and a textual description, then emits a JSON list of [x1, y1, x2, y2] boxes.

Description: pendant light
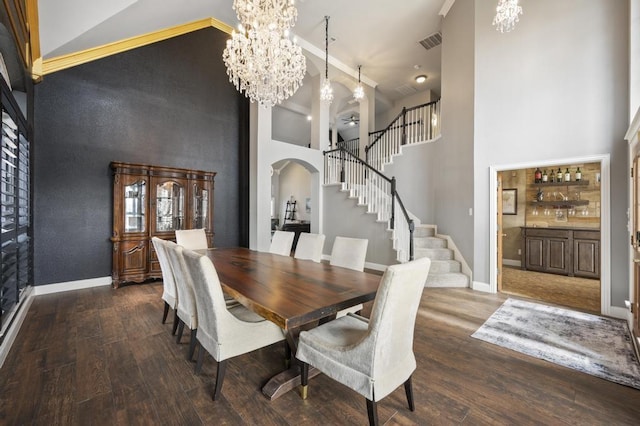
[[320, 16, 333, 103], [353, 65, 364, 102]]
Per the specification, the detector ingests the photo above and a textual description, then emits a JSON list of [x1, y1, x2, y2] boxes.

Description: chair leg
[[195, 342, 204, 375], [162, 302, 169, 324], [176, 320, 185, 344], [300, 361, 309, 400], [172, 310, 179, 335], [366, 399, 379, 426], [188, 329, 197, 361], [404, 376, 415, 411], [213, 359, 228, 401]]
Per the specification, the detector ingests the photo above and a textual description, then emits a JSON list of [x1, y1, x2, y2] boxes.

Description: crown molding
[[40, 17, 232, 76]]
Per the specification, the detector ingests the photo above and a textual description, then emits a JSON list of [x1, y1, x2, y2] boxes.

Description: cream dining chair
[[165, 240, 199, 360], [296, 257, 431, 426], [330, 236, 369, 316], [269, 230, 295, 256], [175, 228, 208, 250], [293, 233, 325, 263], [152, 237, 179, 334], [181, 249, 286, 401]]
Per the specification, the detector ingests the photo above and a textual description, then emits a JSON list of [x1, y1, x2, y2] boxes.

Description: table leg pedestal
[[262, 365, 320, 400]]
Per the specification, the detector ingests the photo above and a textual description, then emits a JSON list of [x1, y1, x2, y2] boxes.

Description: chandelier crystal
[[320, 16, 333, 103], [492, 0, 523, 33], [353, 65, 364, 102], [223, 0, 307, 107]]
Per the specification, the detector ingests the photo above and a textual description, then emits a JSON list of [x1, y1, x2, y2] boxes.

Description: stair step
[[425, 272, 469, 288], [428, 260, 461, 274], [415, 248, 453, 260], [413, 237, 447, 249], [413, 225, 435, 238]]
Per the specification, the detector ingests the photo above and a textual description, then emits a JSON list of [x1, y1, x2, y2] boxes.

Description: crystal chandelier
[[320, 16, 333, 103], [492, 0, 523, 33], [353, 65, 364, 102], [222, 0, 307, 107]]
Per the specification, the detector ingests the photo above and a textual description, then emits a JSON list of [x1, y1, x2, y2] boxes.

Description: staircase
[[326, 98, 472, 287], [413, 225, 469, 287]]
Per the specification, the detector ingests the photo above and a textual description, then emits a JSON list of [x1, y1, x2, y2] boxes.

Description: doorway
[[490, 155, 611, 315]]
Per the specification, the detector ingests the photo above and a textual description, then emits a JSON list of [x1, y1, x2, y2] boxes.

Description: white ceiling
[[37, 0, 447, 117]]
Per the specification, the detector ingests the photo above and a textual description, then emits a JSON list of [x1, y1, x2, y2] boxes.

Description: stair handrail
[[323, 146, 414, 260], [364, 99, 440, 152], [336, 137, 359, 157], [364, 99, 440, 170]]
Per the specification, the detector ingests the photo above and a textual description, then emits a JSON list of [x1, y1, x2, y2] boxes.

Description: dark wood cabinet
[[573, 230, 600, 279], [111, 162, 215, 287], [521, 227, 599, 279]]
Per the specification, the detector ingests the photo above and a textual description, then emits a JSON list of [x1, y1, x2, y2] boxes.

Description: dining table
[[200, 247, 382, 400]]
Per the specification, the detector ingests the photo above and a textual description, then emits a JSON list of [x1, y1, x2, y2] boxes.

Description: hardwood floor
[[1, 282, 639, 425], [502, 266, 601, 314]]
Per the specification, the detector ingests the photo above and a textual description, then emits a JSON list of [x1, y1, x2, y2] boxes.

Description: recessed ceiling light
[[307, 115, 312, 121], [415, 75, 427, 84]]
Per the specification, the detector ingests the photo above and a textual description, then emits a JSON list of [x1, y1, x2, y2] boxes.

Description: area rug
[[471, 298, 640, 390]]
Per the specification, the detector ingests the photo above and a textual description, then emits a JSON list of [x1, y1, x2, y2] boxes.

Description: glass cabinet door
[[155, 181, 185, 232], [124, 180, 146, 233], [192, 183, 209, 229]]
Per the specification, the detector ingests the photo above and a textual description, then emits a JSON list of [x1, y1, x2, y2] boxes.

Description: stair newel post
[[390, 177, 396, 230], [401, 107, 407, 146], [408, 219, 415, 261], [339, 147, 345, 183]]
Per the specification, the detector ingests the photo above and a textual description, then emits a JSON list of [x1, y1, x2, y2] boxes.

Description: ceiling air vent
[[395, 84, 418, 96], [419, 32, 442, 51]]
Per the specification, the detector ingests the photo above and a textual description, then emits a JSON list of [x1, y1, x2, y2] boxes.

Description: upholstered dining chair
[[152, 237, 180, 334], [165, 240, 199, 360], [330, 236, 369, 316], [296, 257, 431, 426], [175, 228, 208, 250], [269, 230, 295, 256], [181, 249, 286, 401], [293, 233, 325, 263]]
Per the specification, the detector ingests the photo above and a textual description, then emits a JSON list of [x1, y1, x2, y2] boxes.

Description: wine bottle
[[564, 168, 571, 182], [542, 169, 548, 182], [534, 167, 542, 183], [575, 167, 582, 181], [556, 168, 563, 182]]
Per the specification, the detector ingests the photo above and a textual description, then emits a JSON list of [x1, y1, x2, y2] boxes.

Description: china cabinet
[[111, 162, 215, 287]]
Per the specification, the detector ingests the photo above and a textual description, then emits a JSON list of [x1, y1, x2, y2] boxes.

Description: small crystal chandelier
[[353, 65, 364, 102], [492, 0, 523, 33], [223, 0, 307, 107], [320, 16, 333, 104]]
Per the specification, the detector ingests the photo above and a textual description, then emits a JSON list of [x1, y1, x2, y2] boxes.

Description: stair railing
[[365, 99, 440, 171], [336, 138, 359, 157], [324, 146, 414, 262]]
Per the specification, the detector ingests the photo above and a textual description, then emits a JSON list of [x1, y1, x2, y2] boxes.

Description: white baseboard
[[607, 306, 629, 320], [364, 261, 387, 272], [0, 287, 34, 368], [502, 259, 522, 267], [34, 276, 112, 296], [472, 281, 492, 293]]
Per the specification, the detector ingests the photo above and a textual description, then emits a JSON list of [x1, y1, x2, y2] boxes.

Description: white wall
[[272, 106, 311, 147], [473, 0, 629, 305], [631, 0, 640, 120], [375, 90, 434, 130], [430, 0, 476, 266], [278, 162, 312, 222]]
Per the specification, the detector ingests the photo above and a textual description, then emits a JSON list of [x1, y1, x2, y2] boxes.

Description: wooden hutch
[[110, 162, 215, 287]]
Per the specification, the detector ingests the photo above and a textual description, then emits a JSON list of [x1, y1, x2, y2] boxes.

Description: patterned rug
[[472, 298, 640, 390]]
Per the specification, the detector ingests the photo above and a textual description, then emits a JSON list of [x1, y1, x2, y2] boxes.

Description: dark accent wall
[[33, 27, 249, 285]]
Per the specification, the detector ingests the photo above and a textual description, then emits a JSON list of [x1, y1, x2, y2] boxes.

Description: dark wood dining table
[[200, 247, 382, 400]]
